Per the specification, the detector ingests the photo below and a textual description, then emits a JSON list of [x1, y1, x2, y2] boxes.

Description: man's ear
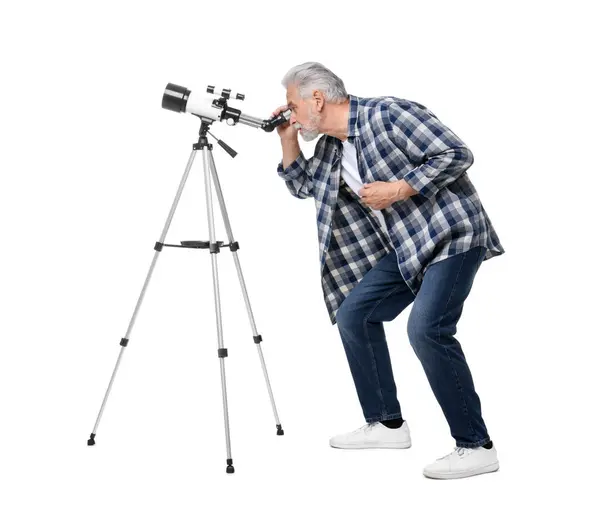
[[313, 89, 324, 111]]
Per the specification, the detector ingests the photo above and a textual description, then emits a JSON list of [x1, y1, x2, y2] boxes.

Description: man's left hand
[[359, 180, 418, 210]]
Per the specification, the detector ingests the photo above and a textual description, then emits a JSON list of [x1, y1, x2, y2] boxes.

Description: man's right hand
[[271, 105, 298, 141]]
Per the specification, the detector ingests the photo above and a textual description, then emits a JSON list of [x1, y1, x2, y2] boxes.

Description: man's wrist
[[393, 181, 406, 201], [281, 138, 300, 149], [395, 179, 418, 200]]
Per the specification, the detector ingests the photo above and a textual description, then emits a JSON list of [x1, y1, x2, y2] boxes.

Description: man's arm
[[384, 101, 474, 200], [277, 138, 314, 200], [282, 138, 301, 169]]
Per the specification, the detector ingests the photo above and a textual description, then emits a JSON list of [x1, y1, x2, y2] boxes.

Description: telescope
[[162, 82, 291, 132], [88, 81, 288, 474]]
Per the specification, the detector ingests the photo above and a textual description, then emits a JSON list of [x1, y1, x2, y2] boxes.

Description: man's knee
[[407, 310, 435, 350], [336, 299, 365, 331]]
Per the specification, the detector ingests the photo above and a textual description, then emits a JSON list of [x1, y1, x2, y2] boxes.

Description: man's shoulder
[[356, 95, 430, 115], [355, 95, 425, 108], [353, 96, 437, 133]]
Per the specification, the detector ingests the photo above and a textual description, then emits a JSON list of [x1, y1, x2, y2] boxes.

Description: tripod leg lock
[[218, 348, 228, 358], [253, 335, 262, 344], [120, 338, 129, 347]]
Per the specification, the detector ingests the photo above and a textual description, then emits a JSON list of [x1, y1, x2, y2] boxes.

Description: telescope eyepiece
[[261, 109, 292, 132]]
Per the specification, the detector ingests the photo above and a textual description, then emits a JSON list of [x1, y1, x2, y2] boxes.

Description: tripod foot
[[276, 424, 284, 436], [87, 433, 96, 446], [226, 459, 235, 474]]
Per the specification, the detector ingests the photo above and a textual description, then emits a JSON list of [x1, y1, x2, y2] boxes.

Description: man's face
[[286, 84, 321, 142]]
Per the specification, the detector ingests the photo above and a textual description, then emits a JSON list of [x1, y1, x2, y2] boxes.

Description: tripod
[[87, 119, 284, 474]]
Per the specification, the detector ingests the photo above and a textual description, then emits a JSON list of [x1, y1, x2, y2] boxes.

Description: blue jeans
[[335, 246, 491, 449]]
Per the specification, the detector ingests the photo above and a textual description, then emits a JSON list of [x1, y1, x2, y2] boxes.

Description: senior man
[[273, 62, 505, 480]]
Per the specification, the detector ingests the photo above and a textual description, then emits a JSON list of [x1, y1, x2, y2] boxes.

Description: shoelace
[[439, 446, 475, 461], [352, 422, 377, 434]]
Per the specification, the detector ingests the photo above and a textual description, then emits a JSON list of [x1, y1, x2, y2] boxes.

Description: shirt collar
[[346, 94, 360, 139]]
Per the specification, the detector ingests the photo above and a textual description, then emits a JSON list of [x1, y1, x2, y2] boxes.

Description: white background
[[1, 0, 598, 530]]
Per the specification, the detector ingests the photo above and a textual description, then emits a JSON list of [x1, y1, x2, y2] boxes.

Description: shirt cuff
[[402, 166, 440, 200], [277, 152, 308, 181]]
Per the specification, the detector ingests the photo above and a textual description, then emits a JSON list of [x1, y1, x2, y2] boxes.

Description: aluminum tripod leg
[[200, 146, 236, 474], [206, 149, 284, 435], [87, 132, 283, 475], [87, 151, 197, 446]]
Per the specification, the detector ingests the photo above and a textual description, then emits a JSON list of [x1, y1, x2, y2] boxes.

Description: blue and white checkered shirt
[[277, 94, 505, 325]]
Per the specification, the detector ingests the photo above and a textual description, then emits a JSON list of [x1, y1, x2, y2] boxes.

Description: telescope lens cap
[[162, 83, 191, 113]]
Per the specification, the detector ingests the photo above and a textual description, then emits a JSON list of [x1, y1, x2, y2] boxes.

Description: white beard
[[294, 108, 321, 142], [299, 128, 320, 142]]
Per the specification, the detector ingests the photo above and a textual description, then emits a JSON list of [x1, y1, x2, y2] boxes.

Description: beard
[[294, 108, 321, 142]]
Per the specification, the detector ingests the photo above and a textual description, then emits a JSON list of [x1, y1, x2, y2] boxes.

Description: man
[[273, 62, 505, 480]]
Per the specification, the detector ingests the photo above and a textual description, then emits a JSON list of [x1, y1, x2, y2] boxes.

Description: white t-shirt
[[341, 139, 390, 238]]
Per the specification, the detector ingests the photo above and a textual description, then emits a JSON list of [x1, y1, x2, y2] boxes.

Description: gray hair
[[281, 62, 348, 104]]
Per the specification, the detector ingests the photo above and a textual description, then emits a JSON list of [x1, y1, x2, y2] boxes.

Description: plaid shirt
[[277, 94, 505, 325]]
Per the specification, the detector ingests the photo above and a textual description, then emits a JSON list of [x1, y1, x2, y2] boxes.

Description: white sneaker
[[423, 444, 500, 479], [329, 421, 411, 449]]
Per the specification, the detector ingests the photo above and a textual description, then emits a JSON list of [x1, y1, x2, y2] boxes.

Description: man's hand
[[359, 180, 418, 209], [271, 105, 297, 142]]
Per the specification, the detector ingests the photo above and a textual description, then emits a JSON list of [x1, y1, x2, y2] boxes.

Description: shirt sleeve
[[276, 151, 314, 199], [384, 101, 474, 200]]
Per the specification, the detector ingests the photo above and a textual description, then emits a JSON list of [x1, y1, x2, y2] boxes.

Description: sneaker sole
[[330, 441, 412, 450], [423, 461, 499, 480]]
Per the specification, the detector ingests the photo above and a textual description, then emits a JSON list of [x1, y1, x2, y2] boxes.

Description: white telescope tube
[[185, 92, 223, 121]]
